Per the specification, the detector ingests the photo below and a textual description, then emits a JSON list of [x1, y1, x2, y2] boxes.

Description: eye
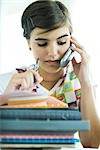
[[57, 38, 67, 45], [38, 42, 48, 47], [57, 41, 66, 45]]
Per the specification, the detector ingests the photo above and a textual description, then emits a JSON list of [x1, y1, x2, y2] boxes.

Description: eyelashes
[[38, 43, 48, 47], [57, 41, 66, 45], [37, 41, 66, 47]]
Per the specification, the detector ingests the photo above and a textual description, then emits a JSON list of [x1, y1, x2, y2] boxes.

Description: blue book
[[0, 138, 80, 144], [0, 120, 90, 134], [0, 108, 81, 120]]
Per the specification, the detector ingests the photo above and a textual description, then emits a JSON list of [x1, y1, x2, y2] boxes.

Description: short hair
[[21, 0, 73, 39]]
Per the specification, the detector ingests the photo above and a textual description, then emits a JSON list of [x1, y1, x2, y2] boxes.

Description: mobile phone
[[60, 47, 74, 68]]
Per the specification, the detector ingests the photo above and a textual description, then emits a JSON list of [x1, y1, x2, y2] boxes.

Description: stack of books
[[0, 86, 90, 146], [0, 108, 90, 145]]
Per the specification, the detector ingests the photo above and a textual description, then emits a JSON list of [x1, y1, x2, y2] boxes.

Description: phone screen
[[60, 47, 74, 68]]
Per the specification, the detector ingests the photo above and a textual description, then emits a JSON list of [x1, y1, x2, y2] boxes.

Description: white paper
[[7, 84, 49, 101]]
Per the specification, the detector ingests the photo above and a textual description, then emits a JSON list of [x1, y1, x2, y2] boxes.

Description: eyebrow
[[35, 34, 69, 41]]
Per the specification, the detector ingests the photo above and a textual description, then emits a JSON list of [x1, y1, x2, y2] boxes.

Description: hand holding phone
[[60, 47, 74, 68]]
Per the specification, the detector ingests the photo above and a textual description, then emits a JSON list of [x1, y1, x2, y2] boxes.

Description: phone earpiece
[[60, 47, 74, 68]]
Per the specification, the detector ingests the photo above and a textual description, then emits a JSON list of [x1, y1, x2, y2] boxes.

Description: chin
[[45, 66, 62, 73], [40, 62, 62, 73]]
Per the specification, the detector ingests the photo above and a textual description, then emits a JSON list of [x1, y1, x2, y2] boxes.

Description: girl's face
[[28, 25, 71, 73]]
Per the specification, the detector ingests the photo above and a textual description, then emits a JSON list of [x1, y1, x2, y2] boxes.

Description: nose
[[47, 42, 59, 59]]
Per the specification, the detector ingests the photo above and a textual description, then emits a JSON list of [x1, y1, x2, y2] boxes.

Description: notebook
[[7, 84, 49, 105], [0, 108, 81, 120]]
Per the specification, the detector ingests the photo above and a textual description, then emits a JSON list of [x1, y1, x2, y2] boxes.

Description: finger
[[13, 78, 27, 90], [24, 71, 34, 88], [5, 77, 27, 93], [21, 70, 43, 84], [70, 36, 77, 41], [12, 71, 43, 90], [71, 46, 86, 57], [30, 70, 43, 83], [15, 71, 42, 87], [72, 57, 78, 65], [70, 38, 84, 50], [72, 57, 81, 67], [71, 46, 89, 66]]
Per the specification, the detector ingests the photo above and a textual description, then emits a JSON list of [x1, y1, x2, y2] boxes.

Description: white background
[[0, 0, 100, 113]]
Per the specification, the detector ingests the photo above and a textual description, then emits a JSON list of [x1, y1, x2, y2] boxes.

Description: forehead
[[30, 25, 70, 39]]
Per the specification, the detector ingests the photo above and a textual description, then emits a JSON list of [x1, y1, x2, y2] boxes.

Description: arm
[[71, 37, 100, 148], [79, 81, 100, 148]]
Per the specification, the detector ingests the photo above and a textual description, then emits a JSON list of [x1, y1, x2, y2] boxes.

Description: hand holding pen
[[4, 64, 43, 94]]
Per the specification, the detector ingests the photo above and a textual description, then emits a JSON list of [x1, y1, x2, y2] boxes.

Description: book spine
[[0, 120, 90, 132], [0, 109, 81, 120], [0, 138, 80, 144]]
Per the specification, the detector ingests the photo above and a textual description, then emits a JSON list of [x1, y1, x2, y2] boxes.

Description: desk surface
[[0, 144, 99, 149], [0, 145, 99, 150]]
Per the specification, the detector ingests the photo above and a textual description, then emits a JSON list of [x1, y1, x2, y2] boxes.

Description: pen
[[16, 68, 27, 73], [16, 64, 39, 73]]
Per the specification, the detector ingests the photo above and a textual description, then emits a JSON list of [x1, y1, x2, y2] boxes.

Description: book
[[0, 96, 67, 108], [0, 138, 80, 144], [0, 83, 68, 108], [0, 120, 90, 134], [0, 134, 79, 144], [7, 84, 49, 105], [0, 108, 81, 120]]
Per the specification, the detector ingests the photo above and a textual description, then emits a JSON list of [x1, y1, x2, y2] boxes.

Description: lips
[[45, 60, 60, 65]]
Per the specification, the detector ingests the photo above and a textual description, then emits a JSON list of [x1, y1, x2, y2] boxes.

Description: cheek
[[59, 38, 71, 55], [32, 47, 47, 59], [59, 44, 70, 56]]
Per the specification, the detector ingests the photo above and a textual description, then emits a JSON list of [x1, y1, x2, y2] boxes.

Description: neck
[[38, 67, 64, 82], [38, 67, 64, 90]]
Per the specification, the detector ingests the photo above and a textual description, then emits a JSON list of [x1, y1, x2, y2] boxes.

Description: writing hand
[[4, 70, 43, 94]]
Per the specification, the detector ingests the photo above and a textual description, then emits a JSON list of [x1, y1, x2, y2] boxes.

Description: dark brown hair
[[21, 0, 73, 39]]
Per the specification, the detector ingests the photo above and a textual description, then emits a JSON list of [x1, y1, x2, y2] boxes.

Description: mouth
[[45, 60, 60, 65]]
